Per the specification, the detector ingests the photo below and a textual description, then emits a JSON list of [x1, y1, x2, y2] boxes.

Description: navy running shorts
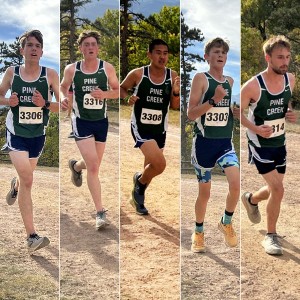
[[71, 116, 108, 142], [248, 144, 286, 174], [191, 135, 239, 183], [5, 130, 46, 159], [131, 123, 166, 149]]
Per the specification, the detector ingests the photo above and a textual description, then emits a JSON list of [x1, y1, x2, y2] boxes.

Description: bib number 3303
[[140, 108, 162, 125], [83, 93, 104, 110], [205, 107, 229, 126], [19, 107, 43, 124]]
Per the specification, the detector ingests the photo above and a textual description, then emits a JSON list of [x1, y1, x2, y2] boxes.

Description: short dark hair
[[204, 37, 229, 55], [148, 39, 169, 52], [19, 30, 43, 48], [77, 30, 101, 45]]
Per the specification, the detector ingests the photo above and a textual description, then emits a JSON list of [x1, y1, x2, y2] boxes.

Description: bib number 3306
[[140, 108, 162, 125], [83, 93, 104, 110], [19, 107, 43, 124]]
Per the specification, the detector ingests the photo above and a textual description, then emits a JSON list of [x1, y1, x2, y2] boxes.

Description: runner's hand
[[285, 109, 297, 123], [32, 90, 45, 107], [212, 85, 227, 104], [8, 92, 19, 107], [128, 95, 139, 105], [256, 125, 273, 138], [61, 97, 69, 111]]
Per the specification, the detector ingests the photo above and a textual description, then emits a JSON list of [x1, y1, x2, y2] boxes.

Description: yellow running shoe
[[218, 221, 238, 247], [191, 232, 206, 253]]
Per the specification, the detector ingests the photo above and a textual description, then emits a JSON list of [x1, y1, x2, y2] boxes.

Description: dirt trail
[[241, 128, 300, 300], [0, 164, 59, 299], [120, 116, 181, 300], [59, 115, 119, 300]]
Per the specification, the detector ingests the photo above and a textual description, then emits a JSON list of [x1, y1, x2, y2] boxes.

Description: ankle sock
[[195, 222, 203, 233], [222, 210, 234, 224], [248, 193, 257, 206]]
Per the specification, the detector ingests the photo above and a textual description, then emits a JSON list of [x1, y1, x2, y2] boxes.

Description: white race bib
[[19, 107, 43, 124], [83, 93, 104, 110], [264, 117, 285, 138], [205, 107, 229, 126], [140, 108, 162, 125]]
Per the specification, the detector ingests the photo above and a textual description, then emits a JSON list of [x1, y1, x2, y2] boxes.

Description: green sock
[[222, 210, 234, 225]]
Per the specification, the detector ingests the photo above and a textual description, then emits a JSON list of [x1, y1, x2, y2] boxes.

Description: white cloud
[[182, 0, 241, 52], [0, 0, 60, 65]]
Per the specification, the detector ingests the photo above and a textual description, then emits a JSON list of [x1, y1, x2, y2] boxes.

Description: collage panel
[[0, 1, 60, 299], [240, 1, 300, 299], [59, 0, 120, 299], [181, 0, 241, 299], [119, 0, 181, 298]]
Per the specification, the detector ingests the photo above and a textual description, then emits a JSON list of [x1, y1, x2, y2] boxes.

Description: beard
[[271, 65, 288, 75]]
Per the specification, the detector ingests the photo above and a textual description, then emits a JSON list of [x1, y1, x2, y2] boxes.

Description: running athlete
[[188, 38, 240, 253], [120, 39, 180, 215], [241, 35, 296, 255], [60, 30, 119, 229], [0, 29, 59, 254]]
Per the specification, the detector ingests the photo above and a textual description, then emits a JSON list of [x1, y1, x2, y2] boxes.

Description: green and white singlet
[[131, 66, 172, 134], [6, 66, 50, 138], [193, 72, 233, 138], [247, 73, 291, 147], [72, 59, 108, 121]]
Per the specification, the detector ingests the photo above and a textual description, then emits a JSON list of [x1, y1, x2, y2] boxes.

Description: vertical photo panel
[[0, 1, 60, 299], [181, 0, 241, 299], [120, 0, 181, 298], [241, 1, 300, 299], [59, 0, 120, 299]]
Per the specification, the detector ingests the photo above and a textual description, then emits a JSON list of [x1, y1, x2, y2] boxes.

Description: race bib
[[140, 108, 162, 125], [205, 107, 229, 126], [83, 93, 104, 109], [264, 117, 285, 138], [19, 107, 43, 124]]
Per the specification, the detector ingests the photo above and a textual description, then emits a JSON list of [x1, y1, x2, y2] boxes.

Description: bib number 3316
[[83, 93, 104, 110], [19, 107, 43, 124]]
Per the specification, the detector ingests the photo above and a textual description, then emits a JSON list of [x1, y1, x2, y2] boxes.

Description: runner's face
[[205, 46, 227, 68], [79, 37, 99, 59], [148, 45, 169, 68], [21, 36, 43, 61], [267, 46, 291, 75]]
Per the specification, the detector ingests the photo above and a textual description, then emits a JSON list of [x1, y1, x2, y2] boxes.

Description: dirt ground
[[120, 113, 181, 300], [59, 114, 119, 300], [181, 128, 300, 300], [240, 127, 300, 300], [181, 175, 241, 300], [0, 164, 59, 299]]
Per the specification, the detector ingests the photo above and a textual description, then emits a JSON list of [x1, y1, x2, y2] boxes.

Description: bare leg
[[75, 138, 105, 212], [9, 151, 38, 237]]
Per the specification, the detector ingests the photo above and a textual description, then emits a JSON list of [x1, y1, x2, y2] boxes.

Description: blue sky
[[181, 0, 241, 96], [131, 0, 179, 16], [0, 0, 60, 75], [78, 0, 119, 20]]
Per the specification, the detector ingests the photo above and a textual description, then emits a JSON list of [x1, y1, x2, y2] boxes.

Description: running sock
[[195, 222, 203, 233], [222, 210, 234, 225], [248, 193, 258, 206]]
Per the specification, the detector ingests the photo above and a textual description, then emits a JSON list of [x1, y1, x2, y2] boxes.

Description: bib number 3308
[[140, 108, 162, 125], [19, 107, 43, 124]]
